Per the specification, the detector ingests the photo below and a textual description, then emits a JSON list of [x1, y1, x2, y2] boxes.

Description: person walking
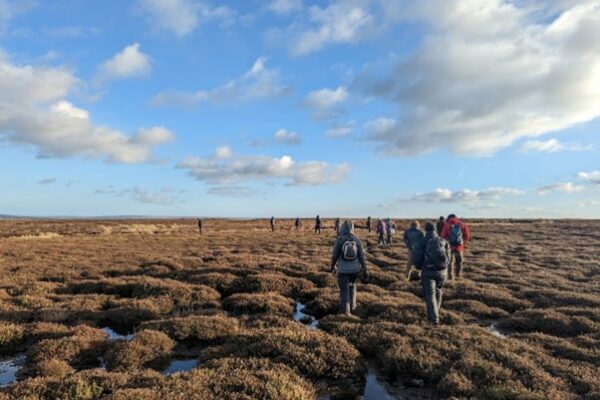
[[413, 222, 451, 324], [197, 218, 203, 235], [330, 220, 369, 316], [376, 219, 387, 246], [441, 214, 470, 280], [334, 218, 341, 236], [314, 215, 322, 234], [295, 217, 302, 231], [366, 216, 372, 233], [403, 221, 424, 281], [386, 218, 396, 245], [436, 216, 445, 236], [270, 216, 276, 232]]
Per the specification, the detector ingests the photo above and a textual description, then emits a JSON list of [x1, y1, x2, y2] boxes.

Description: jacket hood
[[340, 220, 354, 236]]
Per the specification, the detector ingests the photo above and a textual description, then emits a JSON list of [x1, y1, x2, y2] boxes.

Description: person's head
[[447, 213, 456, 220], [340, 220, 354, 236], [439, 216, 444, 221], [425, 222, 435, 232], [410, 220, 419, 229]]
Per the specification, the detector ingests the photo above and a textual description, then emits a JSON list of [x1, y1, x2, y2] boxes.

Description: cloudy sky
[[1, 0, 599, 218]]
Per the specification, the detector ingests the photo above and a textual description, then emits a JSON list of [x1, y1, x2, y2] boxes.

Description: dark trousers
[[448, 250, 463, 279], [421, 269, 446, 323], [315, 226, 321, 234], [337, 273, 358, 314]]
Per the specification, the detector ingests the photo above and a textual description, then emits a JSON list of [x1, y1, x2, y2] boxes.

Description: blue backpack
[[449, 224, 463, 246]]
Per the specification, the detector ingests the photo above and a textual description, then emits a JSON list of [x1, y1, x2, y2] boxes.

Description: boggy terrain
[[0, 218, 598, 400]]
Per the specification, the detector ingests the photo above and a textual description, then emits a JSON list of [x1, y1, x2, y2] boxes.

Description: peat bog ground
[[0, 218, 598, 399]]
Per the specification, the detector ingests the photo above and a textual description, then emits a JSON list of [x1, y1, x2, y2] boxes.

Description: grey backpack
[[424, 237, 450, 270], [342, 239, 358, 261]]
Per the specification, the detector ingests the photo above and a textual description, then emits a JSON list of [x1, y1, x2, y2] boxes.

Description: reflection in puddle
[[363, 370, 396, 400], [102, 327, 134, 341], [294, 302, 319, 329], [162, 359, 199, 375], [0, 354, 26, 387], [487, 323, 507, 339]]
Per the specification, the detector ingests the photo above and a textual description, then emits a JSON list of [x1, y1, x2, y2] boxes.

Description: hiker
[[270, 216, 276, 232], [197, 218, 203, 235], [436, 216, 445, 236], [295, 217, 302, 231], [334, 218, 341, 236], [330, 220, 369, 315], [366, 216, 372, 233], [314, 215, 322, 234], [386, 218, 396, 245], [376, 219, 387, 246], [441, 214, 470, 280], [403, 221, 424, 281], [413, 222, 451, 324]]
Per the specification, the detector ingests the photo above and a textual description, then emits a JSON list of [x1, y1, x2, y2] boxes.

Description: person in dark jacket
[[270, 216, 276, 232], [436, 216, 445, 236], [403, 221, 424, 281], [376, 219, 387, 246], [366, 216, 372, 233], [334, 218, 341, 236], [413, 222, 451, 324], [197, 218, 203, 235], [295, 217, 302, 231], [441, 214, 470, 280], [314, 215, 322, 234], [331, 220, 369, 315]]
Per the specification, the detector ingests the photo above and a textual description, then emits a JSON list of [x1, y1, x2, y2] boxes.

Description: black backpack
[[449, 223, 463, 246], [424, 237, 450, 270], [342, 238, 359, 261]]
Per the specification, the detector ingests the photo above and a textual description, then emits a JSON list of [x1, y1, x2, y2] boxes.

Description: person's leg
[[337, 274, 350, 314], [448, 251, 455, 280], [422, 277, 438, 324], [406, 250, 413, 281], [455, 251, 464, 278], [435, 274, 445, 312], [349, 273, 357, 311]]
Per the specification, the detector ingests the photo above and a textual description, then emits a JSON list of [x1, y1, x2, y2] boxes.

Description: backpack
[[449, 223, 463, 246], [342, 239, 359, 261], [424, 237, 450, 270]]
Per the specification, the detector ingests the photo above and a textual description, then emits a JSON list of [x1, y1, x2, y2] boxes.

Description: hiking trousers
[[406, 250, 420, 280], [448, 250, 463, 279], [338, 273, 358, 314], [378, 233, 386, 246], [421, 269, 446, 324]]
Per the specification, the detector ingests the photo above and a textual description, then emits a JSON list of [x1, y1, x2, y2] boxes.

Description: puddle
[[293, 302, 319, 329], [486, 323, 508, 339], [102, 327, 134, 341], [162, 359, 199, 375], [0, 354, 26, 387], [363, 370, 396, 400]]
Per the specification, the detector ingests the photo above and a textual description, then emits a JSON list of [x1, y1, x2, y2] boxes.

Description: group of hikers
[[196, 214, 470, 325]]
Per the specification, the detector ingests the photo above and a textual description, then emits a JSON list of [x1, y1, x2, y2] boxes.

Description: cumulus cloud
[[176, 147, 349, 186], [521, 138, 594, 153], [0, 51, 173, 163], [38, 178, 57, 185], [326, 124, 353, 138], [304, 86, 348, 120], [537, 182, 585, 195], [356, 0, 600, 156], [137, 0, 235, 36], [273, 129, 301, 145], [578, 170, 600, 185], [151, 57, 291, 107], [97, 43, 152, 81], [291, 2, 376, 56], [268, 0, 302, 15], [407, 187, 524, 203], [0, 0, 35, 33]]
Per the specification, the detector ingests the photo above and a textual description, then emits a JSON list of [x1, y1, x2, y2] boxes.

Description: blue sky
[[1, 0, 599, 218]]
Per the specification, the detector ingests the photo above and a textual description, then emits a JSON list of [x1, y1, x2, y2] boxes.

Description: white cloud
[[578, 170, 600, 185], [151, 57, 291, 106], [131, 127, 175, 145], [521, 138, 594, 153], [176, 148, 349, 186], [0, 51, 172, 163], [326, 123, 354, 138], [304, 86, 348, 120], [537, 182, 585, 195], [274, 129, 301, 145], [214, 146, 232, 160], [95, 186, 181, 205], [408, 187, 524, 203], [137, 0, 235, 36], [207, 186, 259, 198], [291, 2, 376, 56], [0, 0, 35, 33], [357, 0, 600, 156], [97, 43, 152, 81], [268, 0, 302, 15]]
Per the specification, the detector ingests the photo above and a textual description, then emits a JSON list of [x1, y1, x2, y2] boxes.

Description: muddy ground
[[0, 218, 598, 399]]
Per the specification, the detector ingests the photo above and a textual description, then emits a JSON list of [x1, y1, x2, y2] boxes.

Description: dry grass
[[0, 218, 598, 399]]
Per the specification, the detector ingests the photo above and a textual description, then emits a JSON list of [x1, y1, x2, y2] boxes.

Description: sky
[[1, 0, 599, 218]]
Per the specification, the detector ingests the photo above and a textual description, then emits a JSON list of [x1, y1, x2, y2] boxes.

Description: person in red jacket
[[441, 214, 470, 280]]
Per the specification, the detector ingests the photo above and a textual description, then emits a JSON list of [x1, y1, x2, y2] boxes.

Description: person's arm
[[403, 231, 410, 247], [413, 239, 425, 270], [441, 223, 449, 240], [357, 239, 368, 272], [330, 239, 341, 270], [462, 224, 470, 243]]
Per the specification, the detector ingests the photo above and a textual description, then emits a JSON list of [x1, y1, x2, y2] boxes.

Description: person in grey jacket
[[330, 220, 369, 315], [413, 222, 451, 324], [403, 221, 424, 281]]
